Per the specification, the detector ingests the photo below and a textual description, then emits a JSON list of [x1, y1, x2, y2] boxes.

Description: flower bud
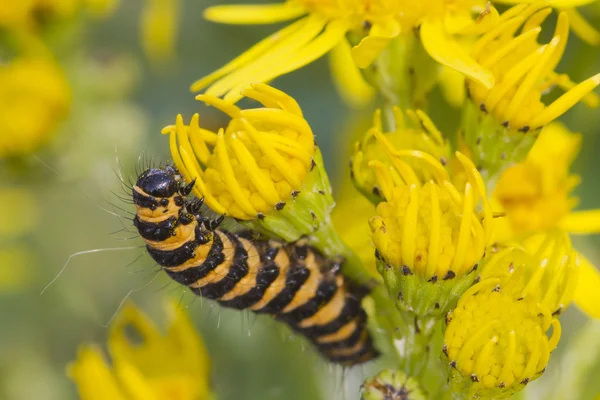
[[351, 107, 449, 204], [368, 138, 493, 316], [480, 231, 578, 316], [444, 279, 561, 398], [361, 369, 425, 400]]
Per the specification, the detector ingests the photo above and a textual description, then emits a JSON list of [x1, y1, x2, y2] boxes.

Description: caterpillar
[[132, 166, 378, 366]]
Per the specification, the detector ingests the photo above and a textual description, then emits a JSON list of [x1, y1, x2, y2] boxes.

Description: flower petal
[[560, 209, 600, 234], [204, 3, 306, 25], [329, 38, 376, 108], [573, 252, 600, 319], [351, 18, 400, 69], [223, 19, 349, 102], [68, 346, 128, 400], [564, 7, 600, 46], [190, 17, 308, 92], [421, 17, 494, 89], [529, 73, 600, 128]]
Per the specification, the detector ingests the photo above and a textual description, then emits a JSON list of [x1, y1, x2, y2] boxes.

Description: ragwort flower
[[68, 301, 214, 400], [193, 0, 500, 103], [466, 4, 600, 133], [0, 0, 116, 30], [367, 133, 493, 316], [494, 122, 600, 319], [443, 231, 576, 397], [351, 107, 450, 204], [163, 83, 343, 244], [444, 278, 561, 398], [494, 0, 600, 45], [0, 56, 70, 158], [140, 0, 179, 63], [461, 3, 600, 179]]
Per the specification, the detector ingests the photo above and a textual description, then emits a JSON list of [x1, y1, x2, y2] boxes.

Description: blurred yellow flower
[[494, 122, 600, 319], [466, 4, 600, 132], [193, 0, 500, 103], [0, 187, 39, 291], [140, 0, 179, 63], [0, 0, 117, 29], [0, 57, 70, 158], [69, 301, 214, 400]]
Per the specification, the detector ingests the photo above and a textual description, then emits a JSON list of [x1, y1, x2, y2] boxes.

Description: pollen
[[467, 4, 600, 132], [445, 279, 561, 396], [162, 83, 315, 220]]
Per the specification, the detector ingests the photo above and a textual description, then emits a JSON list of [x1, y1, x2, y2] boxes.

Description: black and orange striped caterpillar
[[132, 166, 378, 365]]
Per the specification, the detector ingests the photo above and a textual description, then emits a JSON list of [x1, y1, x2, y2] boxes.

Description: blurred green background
[[1, 1, 599, 399]]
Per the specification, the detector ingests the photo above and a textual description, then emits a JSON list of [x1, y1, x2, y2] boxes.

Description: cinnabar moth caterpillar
[[132, 167, 378, 365]]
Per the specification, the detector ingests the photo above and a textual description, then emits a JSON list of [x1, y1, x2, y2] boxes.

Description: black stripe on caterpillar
[[132, 167, 378, 365]]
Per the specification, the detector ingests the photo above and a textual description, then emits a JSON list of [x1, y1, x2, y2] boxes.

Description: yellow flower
[[481, 232, 578, 316], [365, 129, 493, 315], [193, 0, 500, 103], [163, 83, 314, 221], [0, 0, 117, 29], [68, 301, 214, 400], [0, 57, 70, 158], [352, 107, 450, 203], [495, 122, 580, 234], [370, 146, 492, 281], [494, 122, 600, 319], [444, 278, 561, 398], [466, 3, 600, 132], [140, 0, 179, 63], [494, 0, 600, 45]]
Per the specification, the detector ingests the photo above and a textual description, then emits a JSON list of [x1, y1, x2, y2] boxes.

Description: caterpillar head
[[133, 166, 191, 219], [136, 167, 180, 199]]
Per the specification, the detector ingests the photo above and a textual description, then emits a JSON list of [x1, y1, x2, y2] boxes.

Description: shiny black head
[[136, 167, 179, 198]]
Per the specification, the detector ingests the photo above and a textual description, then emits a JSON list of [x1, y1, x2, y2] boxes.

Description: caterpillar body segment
[[132, 167, 378, 365]]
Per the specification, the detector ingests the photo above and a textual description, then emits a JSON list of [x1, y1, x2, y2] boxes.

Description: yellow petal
[[560, 210, 600, 234], [421, 17, 494, 89], [564, 7, 600, 46], [494, 0, 596, 5], [351, 18, 400, 69], [204, 3, 306, 25], [329, 38, 376, 108], [574, 252, 600, 319], [529, 73, 600, 128], [114, 361, 158, 400], [223, 19, 349, 102], [190, 17, 307, 92], [68, 346, 128, 400]]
